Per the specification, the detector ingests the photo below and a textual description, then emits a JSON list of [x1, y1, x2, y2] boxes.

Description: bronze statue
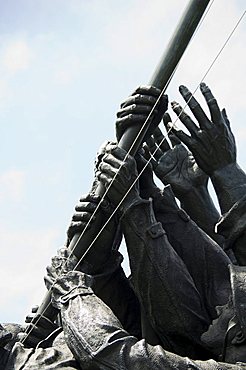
[[1, 83, 246, 369], [2, 1, 246, 369]]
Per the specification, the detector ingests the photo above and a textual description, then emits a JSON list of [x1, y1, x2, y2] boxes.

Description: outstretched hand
[[169, 83, 236, 175], [145, 114, 208, 199], [116, 85, 168, 143]]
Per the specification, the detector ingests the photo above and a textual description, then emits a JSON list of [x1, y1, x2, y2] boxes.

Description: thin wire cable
[[21, 5, 244, 345], [21, 6, 245, 346], [74, 8, 246, 269], [20, 66, 174, 348], [65, 0, 216, 264], [64, 0, 216, 266]]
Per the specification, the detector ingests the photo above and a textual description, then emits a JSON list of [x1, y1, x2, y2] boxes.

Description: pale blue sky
[[0, 0, 245, 323]]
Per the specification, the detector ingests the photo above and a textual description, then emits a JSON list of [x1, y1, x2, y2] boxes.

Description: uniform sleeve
[[51, 273, 243, 370], [217, 194, 246, 265]]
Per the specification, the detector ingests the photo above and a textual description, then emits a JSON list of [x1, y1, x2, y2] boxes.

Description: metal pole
[[35, 0, 210, 324], [120, 0, 210, 155]]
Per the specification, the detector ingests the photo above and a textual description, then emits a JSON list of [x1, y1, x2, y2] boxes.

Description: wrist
[[211, 163, 246, 213], [179, 185, 222, 241], [121, 198, 160, 230], [179, 184, 209, 204], [51, 271, 93, 309], [180, 186, 214, 219], [119, 193, 144, 215], [151, 185, 179, 214], [140, 184, 161, 200]]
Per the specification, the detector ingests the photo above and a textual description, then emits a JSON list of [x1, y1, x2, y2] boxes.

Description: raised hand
[[145, 115, 208, 199], [97, 143, 141, 212], [116, 85, 168, 142], [20, 305, 58, 348], [169, 83, 236, 176], [67, 193, 103, 243], [45, 247, 78, 290], [145, 115, 224, 243], [66, 189, 119, 274]]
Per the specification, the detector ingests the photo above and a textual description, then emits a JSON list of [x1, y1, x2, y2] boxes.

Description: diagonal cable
[[21, 5, 245, 346]]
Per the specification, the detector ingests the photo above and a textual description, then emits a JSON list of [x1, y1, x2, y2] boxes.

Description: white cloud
[[0, 170, 25, 203], [2, 40, 32, 73]]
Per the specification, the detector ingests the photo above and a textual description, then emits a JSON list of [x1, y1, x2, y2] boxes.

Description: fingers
[[163, 112, 172, 127], [221, 108, 231, 129], [31, 305, 39, 313], [117, 104, 158, 118], [100, 155, 135, 181], [152, 127, 170, 152], [99, 161, 117, 180], [101, 146, 134, 169], [163, 113, 181, 147], [179, 85, 211, 130], [72, 211, 94, 223], [142, 144, 158, 169], [67, 221, 91, 242], [75, 201, 97, 213], [100, 153, 122, 170], [116, 113, 152, 140], [168, 125, 193, 148], [132, 85, 162, 97], [120, 94, 157, 109], [97, 156, 119, 187], [25, 314, 36, 324], [97, 144, 135, 193], [98, 172, 112, 189], [146, 94, 168, 140], [79, 193, 101, 204], [25, 313, 56, 334], [146, 136, 163, 161], [171, 101, 199, 137], [200, 83, 221, 124], [117, 86, 167, 141], [23, 317, 57, 347]]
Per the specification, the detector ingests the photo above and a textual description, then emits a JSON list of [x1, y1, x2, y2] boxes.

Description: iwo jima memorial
[[1, 1, 246, 369]]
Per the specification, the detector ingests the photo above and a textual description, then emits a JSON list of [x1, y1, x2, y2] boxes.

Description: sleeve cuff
[[51, 271, 94, 309]]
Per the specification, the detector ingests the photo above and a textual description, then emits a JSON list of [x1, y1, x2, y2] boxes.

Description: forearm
[[57, 284, 238, 370], [211, 162, 246, 214], [120, 199, 210, 357], [150, 191, 231, 318], [89, 253, 141, 338], [216, 193, 246, 266], [179, 185, 224, 245], [142, 183, 223, 245], [78, 216, 120, 276]]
